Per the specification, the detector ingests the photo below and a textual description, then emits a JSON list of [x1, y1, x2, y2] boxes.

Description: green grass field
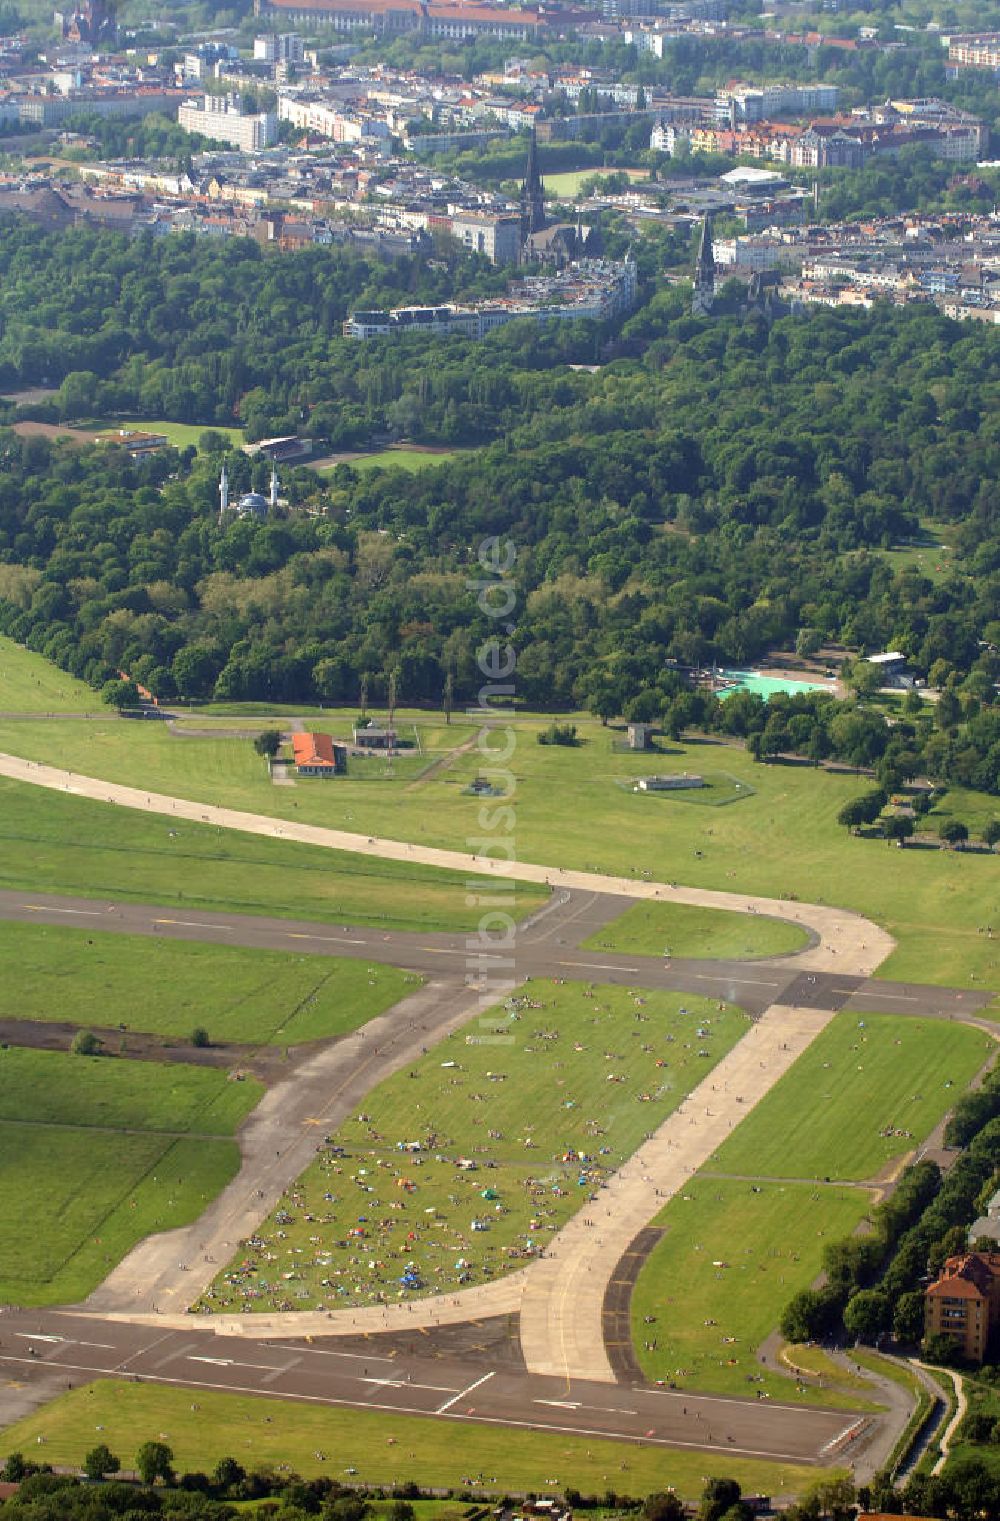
[[630, 1179, 872, 1400], [91, 418, 245, 451], [0, 776, 546, 931], [0, 1381, 826, 1499], [0, 1048, 260, 1305], [0, 636, 100, 712], [710, 1013, 993, 1181], [544, 167, 648, 197], [583, 901, 810, 960], [0, 692, 997, 988], [0, 920, 413, 1046], [199, 981, 749, 1312]]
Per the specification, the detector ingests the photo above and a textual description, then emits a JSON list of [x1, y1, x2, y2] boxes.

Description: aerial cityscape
[[0, 0, 997, 1517]]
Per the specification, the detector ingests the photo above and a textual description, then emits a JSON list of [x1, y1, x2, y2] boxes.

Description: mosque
[[219, 462, 279, 521]]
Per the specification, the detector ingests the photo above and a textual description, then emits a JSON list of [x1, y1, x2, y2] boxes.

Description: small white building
[[637, 774, 704, 791]]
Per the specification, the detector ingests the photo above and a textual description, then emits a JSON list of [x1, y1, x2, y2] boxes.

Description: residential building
[[254, 32, 305, 62], [449, 209, 522, 264], [353, 723, 398, 749], [179, 94, 278, 150], [292, 732, 347, 775], [254, 0, 544, 40], [925, 1251, 1000, 1362]]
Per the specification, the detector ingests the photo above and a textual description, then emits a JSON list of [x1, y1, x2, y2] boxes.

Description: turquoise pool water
[[718, 669, 834, 700]]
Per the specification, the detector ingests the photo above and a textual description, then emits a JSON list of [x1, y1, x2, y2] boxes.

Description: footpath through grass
[[0, 776, 546, 932], [631, 1178, 871, 1403], [199, 981, 749, 1312], [0, 714, 996, 988], [0, 1048, 260, 1305], [0, 920, 414, 1046], [0, 1380, 827, 1500], [711, 1012, 993, 1181], [584, 901, 810, 960], [0, 636, 99, 712]]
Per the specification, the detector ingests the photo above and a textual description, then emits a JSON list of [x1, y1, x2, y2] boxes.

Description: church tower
[[270, 462, 279, 510], [692, 215, 715, 316], [219, 463, 229, 516], [521, 126, 545, 236]]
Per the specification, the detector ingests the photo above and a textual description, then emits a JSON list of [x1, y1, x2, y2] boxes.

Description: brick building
[[925, 1251, 1000, 1361]]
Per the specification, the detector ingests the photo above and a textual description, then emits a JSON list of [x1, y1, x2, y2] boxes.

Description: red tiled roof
[[293, 732, 339, 768]]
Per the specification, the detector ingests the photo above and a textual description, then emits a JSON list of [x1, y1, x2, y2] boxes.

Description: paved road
[[0, 888, 988, 1023], [0, 1309, 861, 1468]]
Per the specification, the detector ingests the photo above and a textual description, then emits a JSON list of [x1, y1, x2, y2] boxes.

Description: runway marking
[[22, 904, 102, 916], [153, 919, 233, 931], [268, 1344, 395, 1364], [856, 991, 918, 1003], [360, 1378, 458, 1394], [557, 961, 640, 973], [534, 1399, 638, 1415], [0, 1357, 831, 1462], [286, 934, 367, 945], [436, 1369, 494, 1413], [188, 1356, 277, 1370]]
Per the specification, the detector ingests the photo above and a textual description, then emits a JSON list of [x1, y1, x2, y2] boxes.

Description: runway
[[0, 888, 988, 1022], [0, 1309, 861, 1467]]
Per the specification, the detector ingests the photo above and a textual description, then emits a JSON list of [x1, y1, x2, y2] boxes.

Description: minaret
[[692, 215, 715, 316], [219, 463, 229, 515], [269, 462, 279, 510], [521, 126, 545, 237]]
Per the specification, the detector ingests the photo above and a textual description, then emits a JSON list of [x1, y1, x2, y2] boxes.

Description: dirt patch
[[10, 420, 101, 444]]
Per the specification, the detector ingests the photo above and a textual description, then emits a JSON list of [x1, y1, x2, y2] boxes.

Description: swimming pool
[[718, 669, 836, 700]]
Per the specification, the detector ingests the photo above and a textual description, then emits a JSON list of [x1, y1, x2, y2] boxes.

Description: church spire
[[219, 462, 229, 515], [270, 462, 279, 509], [521, 126, 545, 236], [692, 214, 715, 315]]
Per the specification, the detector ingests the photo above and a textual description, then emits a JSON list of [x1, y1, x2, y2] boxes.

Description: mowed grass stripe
[[0, 920, 414, 1046], [0, 1049, 260, 1304], [583, 900, 810, 960], [711, 1012, 993, 1181]]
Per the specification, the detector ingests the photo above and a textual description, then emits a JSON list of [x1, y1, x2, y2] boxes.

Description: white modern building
[[179, 94, 278, 150]]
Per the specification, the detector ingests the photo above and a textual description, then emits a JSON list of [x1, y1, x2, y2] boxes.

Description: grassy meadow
[[0, 635, 101, 711], [92, 418, 245, 451], [630, 1179, 872, 1401], [199, 981, 749, 1312], [0, 1047, 260, 1305], [0, 920, 414, 1046], [0, 775, 546, 931], [584, 901, 810, 960], [0, 709, 996, 988], [0, 1380, 827, 1500], [710, 1012, 994, 1181]]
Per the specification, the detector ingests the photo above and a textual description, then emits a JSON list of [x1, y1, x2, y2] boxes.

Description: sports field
[[0, 776, 546, 931], [0, 708, 995, 988], [0, 920, 413, 1046], [0, 1048, 260, 1305], [92, 418, 245, 451], [630, 1179, 872, 1399], [0, 1380, 826, 1499], [710, 1012, 993, 1181], [0, 635, 100, 712], [199, 981, 749, 1312], [583, 901, 810, 960]]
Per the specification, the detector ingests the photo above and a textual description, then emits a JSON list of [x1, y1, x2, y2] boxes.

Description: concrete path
[[517, 1005, 836, 1382], [0, 752, 895, 974]]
